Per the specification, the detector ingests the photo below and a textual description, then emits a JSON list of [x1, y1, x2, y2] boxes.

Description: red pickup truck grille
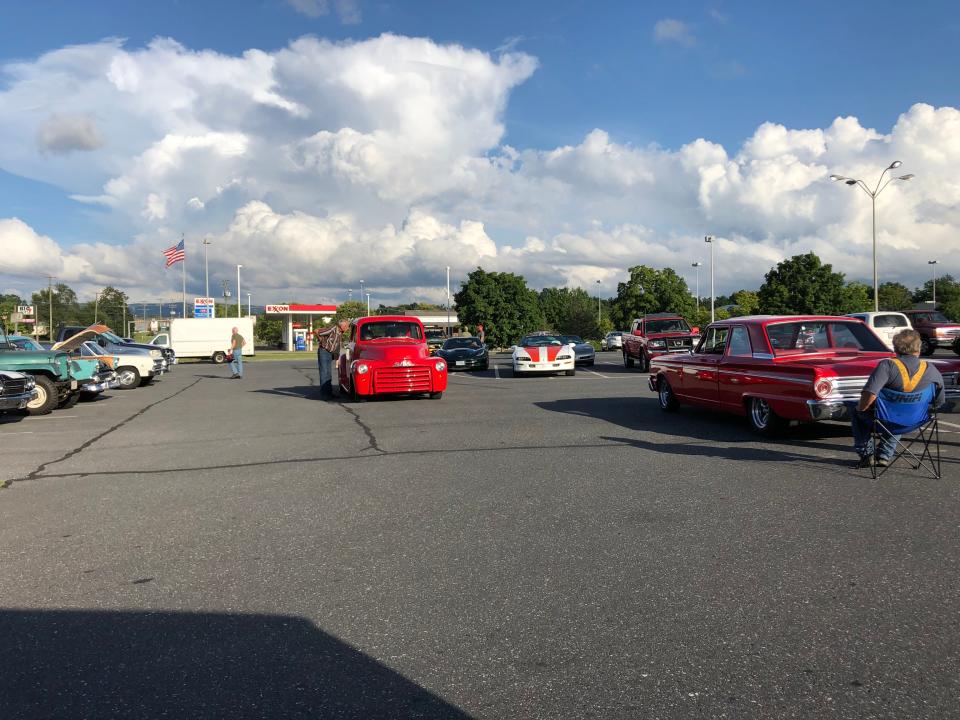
[[374, 366, 432, 393]]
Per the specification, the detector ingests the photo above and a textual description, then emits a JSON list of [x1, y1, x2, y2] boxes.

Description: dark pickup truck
[[902, 310, 960, 356], [621, 313, 700, 372]]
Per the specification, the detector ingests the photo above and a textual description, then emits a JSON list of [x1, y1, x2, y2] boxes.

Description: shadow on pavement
[[254, 385, 321, 399], [0, 609, 472, 719]]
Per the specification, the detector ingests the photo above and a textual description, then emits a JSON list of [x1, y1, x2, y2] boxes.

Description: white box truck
[[150, 317, 255, 363]]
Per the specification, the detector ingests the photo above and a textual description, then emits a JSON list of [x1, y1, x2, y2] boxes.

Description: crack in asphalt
[[15, 377, 204, 484], [293, 364, 385, 455]]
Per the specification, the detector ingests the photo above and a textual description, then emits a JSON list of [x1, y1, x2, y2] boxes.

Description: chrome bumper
[[806, 400, 854, 421], [81, 373, 122, 394], [0, 389, 38, 410]]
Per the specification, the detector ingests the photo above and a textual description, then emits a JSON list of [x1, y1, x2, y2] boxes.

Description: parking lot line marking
[[494, 363, 501, 379], [940, 419, 960, 430], [584, 369, 610, 379], [25, 415, 78, 419], [1, 431, 33, 435]]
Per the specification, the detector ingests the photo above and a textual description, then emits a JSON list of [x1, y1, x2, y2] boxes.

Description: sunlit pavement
[[1, 354, 958, 718]]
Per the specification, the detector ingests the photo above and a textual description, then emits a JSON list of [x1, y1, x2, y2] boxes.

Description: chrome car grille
[[0, 377, 27, 395], [373, 366, 432, 393]]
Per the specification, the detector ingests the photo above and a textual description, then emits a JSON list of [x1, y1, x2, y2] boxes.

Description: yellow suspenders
[[890, 358, 927, 392]]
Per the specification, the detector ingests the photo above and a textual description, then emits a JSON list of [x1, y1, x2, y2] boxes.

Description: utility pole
[[46, 275, 55, 341], [236, 264, 242, 319], [446, 266, 451, 338], [705, 236, 715, 323], [596, 280, 601, 325]]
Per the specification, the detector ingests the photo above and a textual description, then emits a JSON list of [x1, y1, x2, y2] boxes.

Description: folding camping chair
[[871, 384, 941, 479]]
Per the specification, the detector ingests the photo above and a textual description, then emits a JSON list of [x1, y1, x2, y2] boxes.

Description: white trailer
[[150, 317, 255, 363]]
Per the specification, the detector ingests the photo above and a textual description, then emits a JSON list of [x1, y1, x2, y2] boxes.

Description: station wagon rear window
[[766, 321, 888, 355]]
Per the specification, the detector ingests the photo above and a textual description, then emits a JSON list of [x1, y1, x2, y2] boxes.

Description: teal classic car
[[0, 328, 98, 414]]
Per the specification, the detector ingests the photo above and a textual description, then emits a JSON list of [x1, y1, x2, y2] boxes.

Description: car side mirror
[[691, 326, 699, 334]]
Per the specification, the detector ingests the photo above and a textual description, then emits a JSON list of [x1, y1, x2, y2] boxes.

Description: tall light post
[[830, 161, 914, 312], [929, 260, 938, 306], [691, 262, 702, 312], [360, 280, 364, 300], [704, 236, 715, 322], [446, 266, 451, 338], [366, 292, 371, 316], [347, 288, 353, 302], [247, 292, 252, 316], [236, 264, 242, 318], [94, 289, 101, 323], [202, 237, 212, 298]]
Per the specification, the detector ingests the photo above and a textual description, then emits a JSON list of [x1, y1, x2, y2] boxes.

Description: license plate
[[70, 380, 78, 390], [455, 361, 466, 366]]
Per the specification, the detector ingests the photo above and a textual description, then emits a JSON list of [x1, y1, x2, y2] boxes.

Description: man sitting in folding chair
[[850, 329, 945, 471]]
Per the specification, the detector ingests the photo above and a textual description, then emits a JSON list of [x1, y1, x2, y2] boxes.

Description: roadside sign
[[9, 312, 23, 323], [194, 297, 215, 319], [16, 305, 34, 315], [266, 304, 290, 313]]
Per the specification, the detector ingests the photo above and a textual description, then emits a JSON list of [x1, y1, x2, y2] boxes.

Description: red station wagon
[[337, 316, 447, 400], [648, 315, 960, 435]]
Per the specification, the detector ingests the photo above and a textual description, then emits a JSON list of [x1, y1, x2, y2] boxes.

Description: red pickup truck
[[621, 313, 700, 371], [902, 310, 960, 356]]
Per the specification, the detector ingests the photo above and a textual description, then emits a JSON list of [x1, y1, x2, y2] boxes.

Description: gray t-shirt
[[864, 355, 945, 407]]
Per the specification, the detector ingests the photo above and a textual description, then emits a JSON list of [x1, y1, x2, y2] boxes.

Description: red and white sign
[[17, 305, 35, 315], [266, 304, 337, 314]]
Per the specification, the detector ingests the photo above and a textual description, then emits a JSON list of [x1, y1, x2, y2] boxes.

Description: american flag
[[163, 239, 185, 267]]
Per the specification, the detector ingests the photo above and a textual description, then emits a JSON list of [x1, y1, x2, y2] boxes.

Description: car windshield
[[765, 321, 888, 355], [606, 332, 621, 338], [559, 335, 583, 344], [442, 338, 482, 349], [359, 322, 424, 340], [645, 318, 690, 333], [930, 312, 951, 323], [11, 338, 38, 350], [521, 335, 563, 346], [100, 330, 125, 343]]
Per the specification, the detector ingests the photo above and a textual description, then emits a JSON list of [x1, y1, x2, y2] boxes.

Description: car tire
[[116, 366, 141, 389], [26, 375, 59, 416], [429, 391, 443, 399], [212, 351, 226, 364], [638, 353, 649, 373], [623, 352, 634, 368], [953, 338, 960, 356], [564, 369, 576, 376], [139, 376, 155, 387], [58, 392, 80, 409], [746, 397, 787, 436], [657, 376, 679, 412], [919, 337, 935, 357]]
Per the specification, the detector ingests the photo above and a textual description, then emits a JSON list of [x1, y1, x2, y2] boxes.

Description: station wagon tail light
[[355, 363, 369, 374], [813, 377, 836, 398], [435, 360, 446, 372]]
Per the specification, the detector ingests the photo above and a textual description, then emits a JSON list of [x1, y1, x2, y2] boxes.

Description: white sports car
[[512, 334, 576, 376]]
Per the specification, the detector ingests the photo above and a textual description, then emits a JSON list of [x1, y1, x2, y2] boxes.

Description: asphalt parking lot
[[2, 352, 959, 719]]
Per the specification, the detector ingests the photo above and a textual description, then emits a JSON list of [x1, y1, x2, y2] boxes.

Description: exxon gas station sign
[[265, 304, 337, 314], [193, 297, 215, 319]]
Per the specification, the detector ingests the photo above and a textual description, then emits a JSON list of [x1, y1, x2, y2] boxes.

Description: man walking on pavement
[[315, 318, 350, 400], [229, 326, 246, 379]]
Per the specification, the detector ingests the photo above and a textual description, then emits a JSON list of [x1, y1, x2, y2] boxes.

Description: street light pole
[[366, 292, 371, 316], [929, 260, 938, 306], [596, 280, 601, 325], [202, 238, 212, 298], [704, 236, 715, 323], [360, 280, 364, 300], [830, 162, 914, 312], [691, 262, 702, 312], [94, 290, 100, 323], [236, 264, 242, 318], [446, 266, 451, 337], [247, 292, 252, 316]]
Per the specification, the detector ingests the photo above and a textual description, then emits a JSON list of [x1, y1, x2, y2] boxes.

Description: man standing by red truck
[[314, 319, 349, 400]]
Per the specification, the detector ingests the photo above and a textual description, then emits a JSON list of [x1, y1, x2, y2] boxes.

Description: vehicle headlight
[[150, 349, 162, 358], [935, 328, 951, 338], [24, 375, 36, 389], [813, 377, 836, 399], [649, 340, 666, 349], [557, 354, 572, 360], [435, 360, 446, 372], [355, 363, 369, 375], [517, 355, 531, 362]]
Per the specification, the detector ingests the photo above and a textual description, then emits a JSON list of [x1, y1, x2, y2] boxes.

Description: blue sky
[[1, 0, 958, 301]]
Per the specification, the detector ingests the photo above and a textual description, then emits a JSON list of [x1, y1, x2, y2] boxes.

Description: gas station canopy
[[265, 304, 337, 351]]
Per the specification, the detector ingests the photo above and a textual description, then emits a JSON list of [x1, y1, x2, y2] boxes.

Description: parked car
[[559, 335, 596, 366], [0, 370, 38, 413], [435, 337, 489, 371], [0, 326, 85, 415], [648, 315, 960, 436], [844, 312, 912, 350], [65, 341, 123, 399], [53, 327, 165, 389], [902, 310, 960, 356], [601, 332, 623, 351], [512, 333, 576, 376], [56, 324, 176, 366], [5, 335, 47, 351], [150, 317, 254, 363], [426, 330, 446, 356], [338, 316, 447, 400], [622, 313, 699, 371]]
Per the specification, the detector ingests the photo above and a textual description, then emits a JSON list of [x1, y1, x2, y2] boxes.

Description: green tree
[[729, 290, 760, 316], [557, 288, 601, 338], [454, 268, 543, 347], [757, 252, 851, 315], [255, 318, 283, 346], [88, 286, 131, 332], [31, 282, 81, 337], [609, 265, 695, 328], [839, 281, 871, 314], [334, 300, 367, 323], [0, 293, 24, 332], [877, 282, 915, 311]]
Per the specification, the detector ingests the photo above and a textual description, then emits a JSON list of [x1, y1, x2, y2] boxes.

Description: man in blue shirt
[[851, 329, 944, 468]]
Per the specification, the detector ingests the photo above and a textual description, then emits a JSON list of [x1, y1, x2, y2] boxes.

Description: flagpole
[[181, 234, 187, 318]]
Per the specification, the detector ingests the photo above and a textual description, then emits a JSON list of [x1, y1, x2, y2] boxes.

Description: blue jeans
[[850, 408, 898, 460], [230, 349, 243, 378], [318, 349, 334, 397]]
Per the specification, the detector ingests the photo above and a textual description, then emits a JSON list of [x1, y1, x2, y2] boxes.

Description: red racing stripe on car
[[541, 345, 562, 361], [522, 346, 544, 362]]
